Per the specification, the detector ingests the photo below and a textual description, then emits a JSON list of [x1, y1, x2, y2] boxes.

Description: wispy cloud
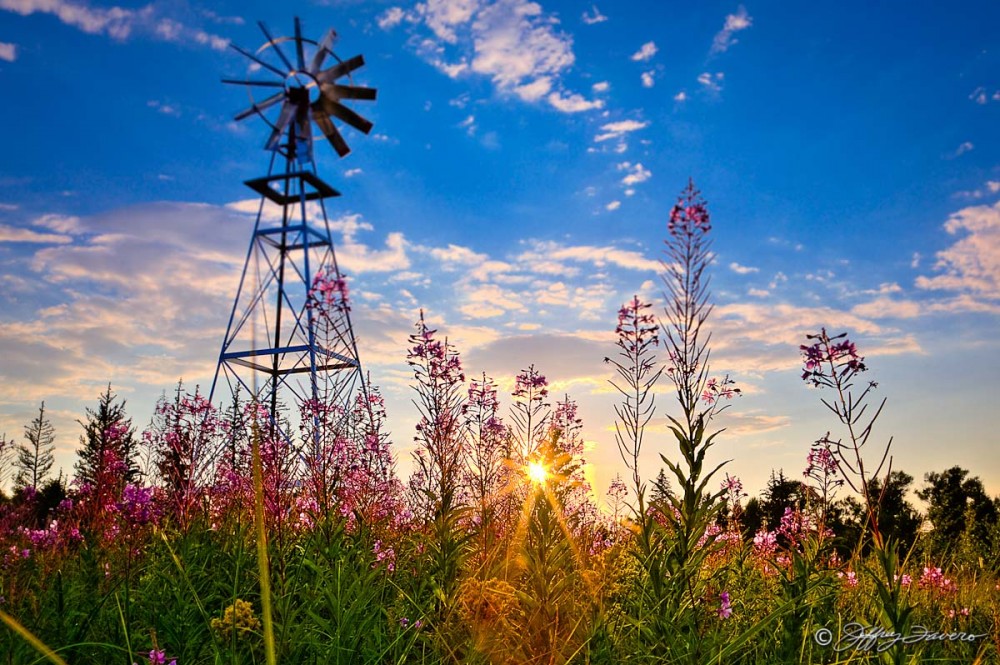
[[581, 5, 607, 25], [915, 201, 1000, 304], [697, 71, 725, 93], [950, 141, 974, 158], [0, 41, 16, 61], [0, 0, 229, 50], [729, 262, 759, 275], [710, 5, 753, 54], [641, 70, 655, 88], [617, 162, 651, 187], [594, 119, 649, 142], [630, 40, 657, 62], [0, 223, 72, 244], [968, 86, 1000, 105], [548, 90, 604, 112], [384, 0, 601, 114]]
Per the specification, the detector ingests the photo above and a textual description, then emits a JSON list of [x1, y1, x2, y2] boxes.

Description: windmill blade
[[265, 101, 298, 150], [257, 21, 295, 73], [235, 90, 286, 121], [317, 55, 365, 83], [222, 78, 286, 88], [230, 43, 287, 78], [325, 100, 374, 134], [328, 83, 377, 101], [312, 109, 351, 157], [309, 29, 337, 73], [294, 17, 306, 72]]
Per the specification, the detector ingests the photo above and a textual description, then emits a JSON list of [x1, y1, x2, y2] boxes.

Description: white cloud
[[547, 90, 603, 112], [697, 71, 724, 93], [428, 243, 488, 265], [710, 5, 752, 54], [593, 119, 649, 142], [581, 5, 607, 25], [0, 0, 229, 50], [420, 0, 478, 44], [513, 76, 552, 101], [951, 141, 974, 157], [377, 6, 406, 30], [0, 41, 16, 61], [0, 223, 72, 244], [344, 168, 363, 177], [851, 297, 922, 319], [630, 40, 657, 62], [459, 114, 477, 135], [471, 0, 573, 90], [729, 262, 759, 275], [605, 200, 620, 211], [968, 86, 993, 105], [591, 80, 609, 93], [617, 161, 651, 187], [519, 240, 659, 272], [398, 0, 599, 114], [915, 201, 1000, 302], [33, 214, 82, 234], [673, 90, 687, 102], [641, 70, 655, 88]]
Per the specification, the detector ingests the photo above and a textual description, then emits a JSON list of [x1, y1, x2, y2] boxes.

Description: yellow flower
[[211, 598, 261, 641]]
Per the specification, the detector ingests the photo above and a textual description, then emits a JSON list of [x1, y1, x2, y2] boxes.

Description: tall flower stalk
[[651, 180, 739, 661]]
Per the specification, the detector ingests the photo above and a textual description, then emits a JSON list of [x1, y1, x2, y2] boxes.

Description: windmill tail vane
[[209, 17, 375, 458]]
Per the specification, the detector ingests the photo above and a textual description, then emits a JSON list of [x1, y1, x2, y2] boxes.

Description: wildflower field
[[1, 183, 998, 664]]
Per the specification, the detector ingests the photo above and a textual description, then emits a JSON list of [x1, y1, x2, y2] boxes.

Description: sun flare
[[526, 461, 548, 485]]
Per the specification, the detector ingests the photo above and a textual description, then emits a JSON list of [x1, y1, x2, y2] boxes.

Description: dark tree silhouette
[[917, 466, 998, 555], [15, 401, 56, 490]]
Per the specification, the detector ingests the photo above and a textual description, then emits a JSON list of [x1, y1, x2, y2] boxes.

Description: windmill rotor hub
[[284, 71, 321, 103]]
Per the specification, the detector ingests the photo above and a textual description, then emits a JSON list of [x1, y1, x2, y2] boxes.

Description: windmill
[[210, 18, 376, 453]]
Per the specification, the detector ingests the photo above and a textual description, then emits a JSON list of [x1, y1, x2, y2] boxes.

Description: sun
[[526, 461, 548, 485]]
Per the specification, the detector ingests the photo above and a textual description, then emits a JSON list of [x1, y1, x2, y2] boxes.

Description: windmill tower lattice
[[210, 18, 376, 450]]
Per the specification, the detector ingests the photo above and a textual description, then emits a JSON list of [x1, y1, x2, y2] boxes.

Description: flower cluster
[[800, 328, 868, 388], [373, 539, 396, 572], [717, 591, 732, 619], [210, 598, 262, 642], [667, 179, 711, 237], [512, 367, 549, 400], [920, 566, 957, 593], [700, 376, 741, 405], [307, 265, 350, 313]]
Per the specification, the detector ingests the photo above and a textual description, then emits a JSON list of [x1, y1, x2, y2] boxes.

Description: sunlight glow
[[527, 461, 548, 485]]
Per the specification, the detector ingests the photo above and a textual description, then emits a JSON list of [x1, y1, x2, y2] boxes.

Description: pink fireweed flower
[[718, 592, 732, 619], [373, 540, 396, 572]]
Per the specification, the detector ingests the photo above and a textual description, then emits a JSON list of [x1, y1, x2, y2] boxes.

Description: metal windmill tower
[[210, 18, 376, 450]]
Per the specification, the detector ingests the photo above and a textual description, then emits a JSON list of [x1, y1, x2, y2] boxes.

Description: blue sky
[[0, 0, 998, 503]]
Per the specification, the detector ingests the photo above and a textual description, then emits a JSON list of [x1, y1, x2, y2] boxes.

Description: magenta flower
[[718, 591, 732, 619]]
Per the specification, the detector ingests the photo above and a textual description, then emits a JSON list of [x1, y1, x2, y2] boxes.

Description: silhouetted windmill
[[210, 17, 376, 452]]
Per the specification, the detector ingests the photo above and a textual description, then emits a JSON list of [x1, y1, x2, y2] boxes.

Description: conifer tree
[[16, 401, 56, 490], [75, 385, 139, 488]]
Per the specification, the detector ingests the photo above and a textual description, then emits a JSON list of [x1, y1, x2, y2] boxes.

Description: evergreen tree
[[650, 467, 673, 506], [74, 385, 139, 488], [15, 401, 56, 490]]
